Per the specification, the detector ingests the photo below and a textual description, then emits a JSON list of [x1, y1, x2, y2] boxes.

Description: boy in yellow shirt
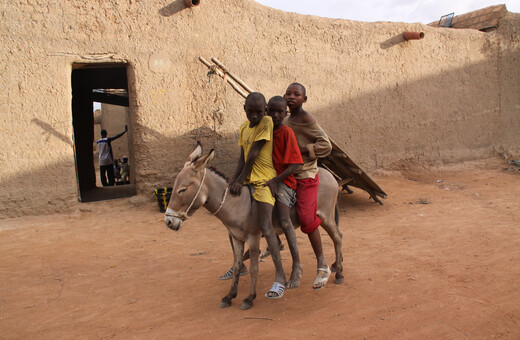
[[228, 92, 287, 298]]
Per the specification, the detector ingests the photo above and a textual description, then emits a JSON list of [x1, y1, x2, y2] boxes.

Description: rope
[[212, 185, 229, 215]]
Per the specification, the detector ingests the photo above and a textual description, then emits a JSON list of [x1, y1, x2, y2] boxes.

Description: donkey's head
[[164, 142, 215, 231]]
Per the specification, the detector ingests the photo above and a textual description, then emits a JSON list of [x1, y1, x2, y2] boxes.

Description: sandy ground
[[1, 157, 519, 339]]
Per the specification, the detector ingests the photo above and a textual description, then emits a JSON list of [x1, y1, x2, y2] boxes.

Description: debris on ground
[[505, 159, 520, 172], [409, 198, 432, 205]]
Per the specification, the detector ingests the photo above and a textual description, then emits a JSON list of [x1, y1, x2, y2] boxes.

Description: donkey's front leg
[[240, 235, 260, 310], [220, 237, 244, 308]]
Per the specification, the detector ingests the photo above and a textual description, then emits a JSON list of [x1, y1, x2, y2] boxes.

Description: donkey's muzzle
[[164, 207, 185, 231], [165, 214, 183, 231]]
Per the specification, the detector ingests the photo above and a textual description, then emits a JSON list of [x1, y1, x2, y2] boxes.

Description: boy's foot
[[265, 282, 286, 299], [312, 266, 331, 289], [218, 264, 248, 280], [286, 264, 303, 289]]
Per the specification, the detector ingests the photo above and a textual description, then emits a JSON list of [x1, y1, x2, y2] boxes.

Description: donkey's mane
[[208, 166, 228, 181]]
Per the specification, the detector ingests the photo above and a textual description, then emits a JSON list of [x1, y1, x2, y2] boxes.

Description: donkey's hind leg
[[320, 208, 344, 284], [241, 235, 260, 310], [220, 237, 245, 308]]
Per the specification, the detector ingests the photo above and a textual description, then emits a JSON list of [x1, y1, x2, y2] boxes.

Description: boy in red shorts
[[283, 83, 333, 289]]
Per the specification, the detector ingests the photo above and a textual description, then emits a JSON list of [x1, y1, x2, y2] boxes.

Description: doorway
[[71, 63, 136, 202]]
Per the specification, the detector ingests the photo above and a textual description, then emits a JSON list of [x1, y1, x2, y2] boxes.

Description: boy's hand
[[229, 181, 243, 196], [125, 125, 128, 132], [264, 179, 278, 197]]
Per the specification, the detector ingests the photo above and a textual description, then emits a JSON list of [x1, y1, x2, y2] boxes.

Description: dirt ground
[[1, 157, 519, 339]]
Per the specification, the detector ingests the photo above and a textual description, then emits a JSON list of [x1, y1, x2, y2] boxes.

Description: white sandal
[[312, 266, 331, 290], [265, 282, 286, 299], [218, 265, 248, 280]]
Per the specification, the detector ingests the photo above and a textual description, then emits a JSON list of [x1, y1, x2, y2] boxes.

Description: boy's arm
[[230, 139, 266, 195], [229, 148, 246, 196], [240, 139, 266, 182], [265, 163, 301, 196], [273, 164, 302, 182], [108, 125, 128, 142], [304, 123, 332, 160]]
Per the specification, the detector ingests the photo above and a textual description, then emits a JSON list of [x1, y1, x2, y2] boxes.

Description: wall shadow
[[0, 123, 237, 218], [31, 118, 73, 147], [159, 0, 191, 17], [132, 124, 239, 191], [379, 34, 405, 49], [311, 45, 519, 172]]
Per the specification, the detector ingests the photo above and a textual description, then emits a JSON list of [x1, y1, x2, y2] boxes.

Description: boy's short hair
[[268, 96, 287, 107], [245, 92, 266, 106], [289, 82, 306, 96], [101, 129, 107, 137]]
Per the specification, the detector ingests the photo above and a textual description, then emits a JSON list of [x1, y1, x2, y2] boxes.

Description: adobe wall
[[1, 0, 519, 218], [497, 12, 520, 155]]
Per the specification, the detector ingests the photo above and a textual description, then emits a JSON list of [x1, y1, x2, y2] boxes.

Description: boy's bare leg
[[257, 201, 286, 287], [308, 228, 330, 289], [276, 202, 302, 288]]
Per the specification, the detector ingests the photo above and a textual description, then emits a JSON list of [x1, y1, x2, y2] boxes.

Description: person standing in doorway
[[97, 125, 127, 187]]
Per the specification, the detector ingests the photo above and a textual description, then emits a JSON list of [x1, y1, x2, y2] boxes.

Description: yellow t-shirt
[[238, 116, 277, 185]]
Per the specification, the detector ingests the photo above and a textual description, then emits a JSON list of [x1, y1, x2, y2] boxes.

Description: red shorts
[[296, 174, 321, 234]]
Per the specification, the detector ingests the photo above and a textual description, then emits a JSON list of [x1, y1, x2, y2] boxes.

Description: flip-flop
[[312, 266, 331, 290], [265, 282, 286, 299], [218, 266, 248, 280]]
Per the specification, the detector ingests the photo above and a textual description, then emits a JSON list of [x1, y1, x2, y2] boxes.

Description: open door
[[71, 63, 136, 202]]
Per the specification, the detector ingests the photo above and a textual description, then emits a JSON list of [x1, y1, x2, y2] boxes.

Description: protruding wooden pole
[[211, 57, 254, 94], [198, 56, 248, 99]]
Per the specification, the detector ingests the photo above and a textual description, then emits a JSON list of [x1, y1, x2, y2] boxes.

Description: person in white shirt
[[96, 125, 127, 186]]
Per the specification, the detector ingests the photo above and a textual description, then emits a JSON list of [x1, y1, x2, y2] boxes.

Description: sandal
[[312, 266, 331, 290], [218, 265, 248, 280], [265, 281, 286, 299]]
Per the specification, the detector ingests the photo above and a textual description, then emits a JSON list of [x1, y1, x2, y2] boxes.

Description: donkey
[[164, 142, 343, 310]]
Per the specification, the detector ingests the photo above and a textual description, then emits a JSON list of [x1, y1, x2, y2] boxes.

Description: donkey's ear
[[188, 141, 203, 163], [193, 149, 215, 171], [205, 149, 215, 165]]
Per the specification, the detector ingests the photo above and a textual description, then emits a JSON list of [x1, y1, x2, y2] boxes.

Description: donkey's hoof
[[220, 298, 232, 308], [240, 299, 253, 310], [334, 276, 344, 284]]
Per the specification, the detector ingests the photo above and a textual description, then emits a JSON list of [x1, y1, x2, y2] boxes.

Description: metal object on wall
[[184, 0, 200, 7], [403, 31, 425, 40]]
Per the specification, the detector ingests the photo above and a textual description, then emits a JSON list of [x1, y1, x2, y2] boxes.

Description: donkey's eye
[[178, 188, 187, 194]]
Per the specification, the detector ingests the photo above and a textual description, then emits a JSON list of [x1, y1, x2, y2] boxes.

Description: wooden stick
[[338, 178, 353, 187], [198, 56, 248, 99], [244, 316, 273, 321], [211, 57, 255, 94]]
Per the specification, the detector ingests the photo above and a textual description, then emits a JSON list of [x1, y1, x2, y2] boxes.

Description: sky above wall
[[254, 0, 520, 24]]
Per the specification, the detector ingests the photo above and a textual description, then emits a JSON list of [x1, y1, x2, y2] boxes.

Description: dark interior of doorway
[[71, 63, 136, 202]]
